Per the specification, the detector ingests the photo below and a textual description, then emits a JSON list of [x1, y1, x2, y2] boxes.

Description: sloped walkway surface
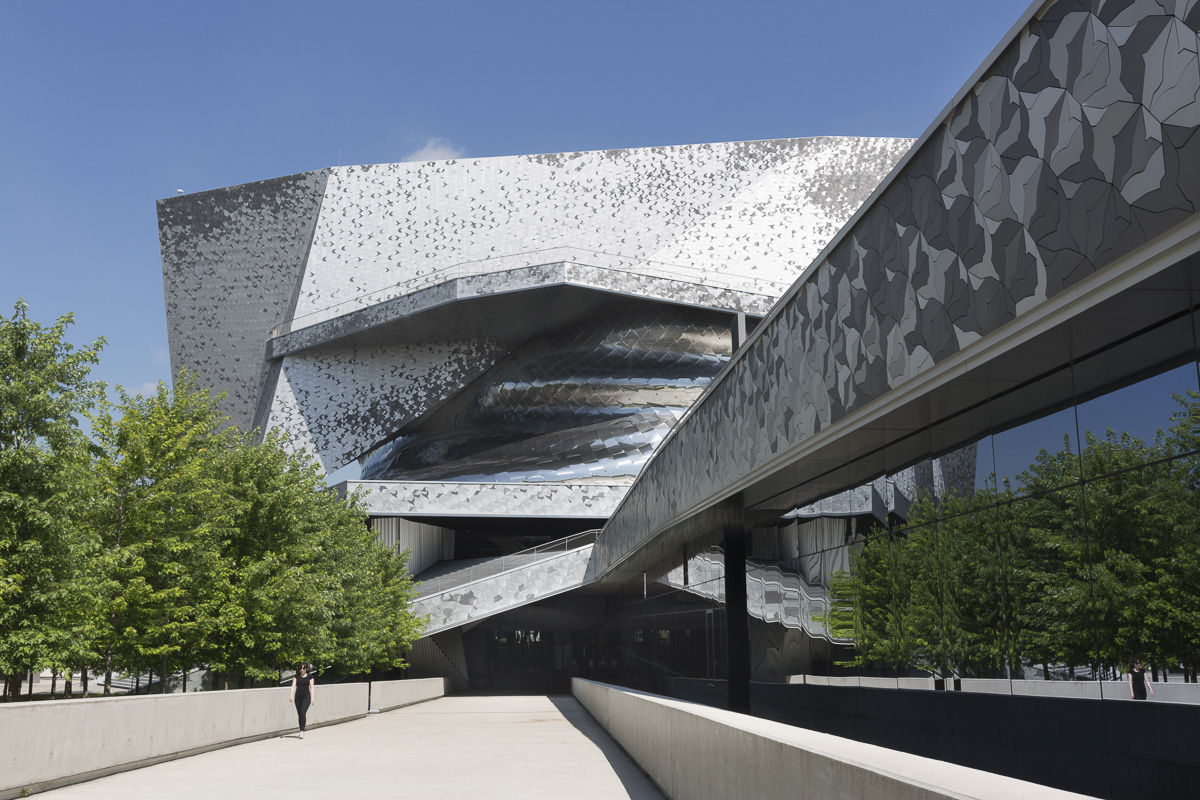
[[37, 695, 664, 800]]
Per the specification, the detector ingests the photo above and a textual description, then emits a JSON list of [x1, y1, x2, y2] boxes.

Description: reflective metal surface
[[659, 548, 848, 643], [361, 305, 733, 483]]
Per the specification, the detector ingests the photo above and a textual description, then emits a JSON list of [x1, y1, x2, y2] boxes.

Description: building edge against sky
[[160, 0, 1200, 795]]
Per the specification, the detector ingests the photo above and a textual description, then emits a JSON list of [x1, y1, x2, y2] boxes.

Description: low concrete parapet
[[784, 674, 1200, 704], [572, 678, 1093, 800], [787, 675, 934, 690], [371, 677, 446, 711], [1, 678, 444, 800]]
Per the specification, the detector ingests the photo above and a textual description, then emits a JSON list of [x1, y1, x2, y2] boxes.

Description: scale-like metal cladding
[[361, 305, 733, 483]]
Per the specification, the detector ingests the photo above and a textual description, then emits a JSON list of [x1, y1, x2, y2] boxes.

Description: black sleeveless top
[[295, 674, 314, 700], [1131, 668, 1147, 699]]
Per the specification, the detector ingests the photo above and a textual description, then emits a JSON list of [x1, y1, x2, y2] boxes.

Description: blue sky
[[1, 0, 1033, 399]]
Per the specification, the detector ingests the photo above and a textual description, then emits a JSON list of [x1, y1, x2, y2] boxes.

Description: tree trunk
[[28, 669, 34, 700], [134, 673, 140, 694], [183, 668, 188, 693], [1152, 665, 1160, 682], [64, 671, 73, 698], [81, 667, 89, 697], [161, 654, 168, 694], [103, 646, 114, 696], [50, 669, 57, 699]]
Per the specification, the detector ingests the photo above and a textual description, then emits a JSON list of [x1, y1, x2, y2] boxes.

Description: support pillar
[[731, 312, 748, 351], [724, 524, 750, 713]]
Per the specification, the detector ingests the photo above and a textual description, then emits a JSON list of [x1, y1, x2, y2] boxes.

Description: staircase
[[412, 531, 598, 636]]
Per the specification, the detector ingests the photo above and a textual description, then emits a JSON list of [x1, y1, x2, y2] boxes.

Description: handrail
[[269, 246, 790, 339], [415, 528, 600, 597]]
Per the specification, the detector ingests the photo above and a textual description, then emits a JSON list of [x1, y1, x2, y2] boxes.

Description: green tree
[[0, 300, 105, 699], [196, 427, 424, 682], [90, 372, 231, 693], [208, 429, 344, 681], [324, 492, 424, 674]]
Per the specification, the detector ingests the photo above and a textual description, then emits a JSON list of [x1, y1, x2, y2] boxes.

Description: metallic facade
[[159, 137, 911, 481], [360, 304, 733, 484]]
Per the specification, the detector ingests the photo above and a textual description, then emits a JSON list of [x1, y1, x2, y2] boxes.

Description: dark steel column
[[724, 524, 750, 713], [731, 312, 748, 351]]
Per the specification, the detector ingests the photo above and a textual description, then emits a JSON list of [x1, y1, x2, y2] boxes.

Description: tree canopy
[[0, 300, 105, 698], [1, 301, 425, 699]]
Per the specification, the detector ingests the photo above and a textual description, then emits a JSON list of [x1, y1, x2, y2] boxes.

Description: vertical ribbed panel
[[407, 633, 469, 692], [370, 517, 455, 576]]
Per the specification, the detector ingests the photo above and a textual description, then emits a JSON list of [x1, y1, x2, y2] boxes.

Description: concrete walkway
[[38, 695, 665, 799]]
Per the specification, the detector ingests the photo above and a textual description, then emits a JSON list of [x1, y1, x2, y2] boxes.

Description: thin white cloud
[[403, 137, 465, 162], [132, 381, 161, 397], [154, 348, 169, 364]]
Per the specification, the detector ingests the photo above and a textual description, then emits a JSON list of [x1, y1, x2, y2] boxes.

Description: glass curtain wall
[[789, 303, 1200, 684], [610, 293, 1200, 698]]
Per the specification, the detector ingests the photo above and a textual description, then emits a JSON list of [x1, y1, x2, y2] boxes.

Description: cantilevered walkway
[[35, 695, 663, 800]]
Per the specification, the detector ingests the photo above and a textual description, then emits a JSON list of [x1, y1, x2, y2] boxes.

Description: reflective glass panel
[[990, 369, 1080, 496]]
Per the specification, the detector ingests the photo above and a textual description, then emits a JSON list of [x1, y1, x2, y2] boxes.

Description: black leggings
[[295, 696, 311, 732]]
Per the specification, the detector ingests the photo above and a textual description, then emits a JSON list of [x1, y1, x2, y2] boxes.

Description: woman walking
[[1129, 659, 1154, 700], [289, 663, 317, 738]]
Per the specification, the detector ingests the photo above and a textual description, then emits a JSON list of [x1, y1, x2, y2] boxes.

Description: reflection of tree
[[835, 391, 1200, 681]]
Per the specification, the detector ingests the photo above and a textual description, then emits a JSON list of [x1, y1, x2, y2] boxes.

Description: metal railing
[[415, 528, 600, 597], [269, 246, 790, 339]]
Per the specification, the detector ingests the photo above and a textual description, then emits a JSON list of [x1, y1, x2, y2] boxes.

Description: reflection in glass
[[1074, 335, 1199, 450], [833, 387, 1200, 682], [360, 304, 733, 483], [991, 405, 1079, 496]]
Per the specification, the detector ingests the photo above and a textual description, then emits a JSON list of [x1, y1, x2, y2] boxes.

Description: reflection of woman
[[288, 663, 317, 738], [1129, 659, 1153, 700]]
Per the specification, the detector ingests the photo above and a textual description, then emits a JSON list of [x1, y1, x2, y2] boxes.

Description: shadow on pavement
[[547, 695, 664, 800]]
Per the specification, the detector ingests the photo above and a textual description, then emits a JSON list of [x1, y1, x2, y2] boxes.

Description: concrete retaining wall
[[0, 678, 443, 800], [572, 678, 1092, 800]]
